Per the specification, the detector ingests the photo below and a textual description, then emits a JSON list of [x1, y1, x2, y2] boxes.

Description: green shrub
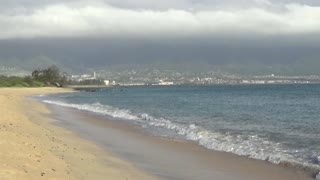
[[0, 76, 45, 87], [0, 65, 68, 87], [31, 81, 45, 87]]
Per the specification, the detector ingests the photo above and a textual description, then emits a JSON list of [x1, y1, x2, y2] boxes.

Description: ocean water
[[38, 84, 320, 176]]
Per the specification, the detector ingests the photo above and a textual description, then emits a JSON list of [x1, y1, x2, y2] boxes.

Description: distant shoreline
[[68, 82, 320, 90]]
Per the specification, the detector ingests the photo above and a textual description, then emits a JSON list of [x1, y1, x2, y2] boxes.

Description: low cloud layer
[[1, 1, 320, 39]]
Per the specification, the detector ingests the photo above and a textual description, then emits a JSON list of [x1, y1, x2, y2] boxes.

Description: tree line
[[0, 65, 68, 87]]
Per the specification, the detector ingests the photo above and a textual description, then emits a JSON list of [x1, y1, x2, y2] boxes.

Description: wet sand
[[47, 102, 314, 180], [0, 88, 154, 180]]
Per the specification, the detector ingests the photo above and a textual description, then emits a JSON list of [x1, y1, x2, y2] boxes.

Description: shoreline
[[45, 98, 314, 180], [0, 88, 155, 180]]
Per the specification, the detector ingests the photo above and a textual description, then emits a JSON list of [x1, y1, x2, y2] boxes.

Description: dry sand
[[0, 88, 155, 180]]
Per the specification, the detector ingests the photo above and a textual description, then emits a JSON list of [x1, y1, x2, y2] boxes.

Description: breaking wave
[[42, 100, 320, 178]]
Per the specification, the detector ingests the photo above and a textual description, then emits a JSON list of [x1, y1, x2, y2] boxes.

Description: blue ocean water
[[39, 84, 320, 174]]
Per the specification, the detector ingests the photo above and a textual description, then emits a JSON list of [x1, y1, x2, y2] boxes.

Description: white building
[[104, 80, 116, 86], [158, 80, 174, 85], [104, 80, 110, 86]]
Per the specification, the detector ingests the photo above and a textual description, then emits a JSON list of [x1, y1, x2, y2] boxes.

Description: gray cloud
[[0, 37, 319, 76], [2, 0, 320, 9], [0, 0, 320, 39], [0, 0, 320, 75]]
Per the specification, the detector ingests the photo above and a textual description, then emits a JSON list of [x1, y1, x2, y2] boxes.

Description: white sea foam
[[138, 113, 290, 163], [43, 100, 138, 120], [42, 99, 320, 177]]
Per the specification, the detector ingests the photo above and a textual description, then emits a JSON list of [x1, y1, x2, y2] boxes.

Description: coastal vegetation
[[0, 76, 45, 87], [0, 65, 67, 87], [31, 65, 68, 87]]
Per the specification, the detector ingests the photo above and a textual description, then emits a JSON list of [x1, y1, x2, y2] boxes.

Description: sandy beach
[[0, 88, 154, 180]]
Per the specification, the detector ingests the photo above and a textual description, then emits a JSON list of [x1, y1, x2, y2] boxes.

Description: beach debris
[[41, 172, 45, 176], [55, 82, 62, 88]]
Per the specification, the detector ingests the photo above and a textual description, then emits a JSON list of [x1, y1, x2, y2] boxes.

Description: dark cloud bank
[[0, 0, 319, 75]]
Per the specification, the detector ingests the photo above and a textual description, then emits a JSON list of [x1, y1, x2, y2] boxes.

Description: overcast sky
[[1, 0, 320, 39], [0, 0, 320, 74]]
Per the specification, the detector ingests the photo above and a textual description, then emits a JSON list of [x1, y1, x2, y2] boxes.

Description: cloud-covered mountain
[[0, 0, 319, 76]]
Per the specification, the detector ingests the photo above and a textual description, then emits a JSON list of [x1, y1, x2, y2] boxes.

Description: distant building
[[157, 80, 174, 85], [104, 80, 116, 86], [71, 72, 97, 82], [104, 80, 110, 86]]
